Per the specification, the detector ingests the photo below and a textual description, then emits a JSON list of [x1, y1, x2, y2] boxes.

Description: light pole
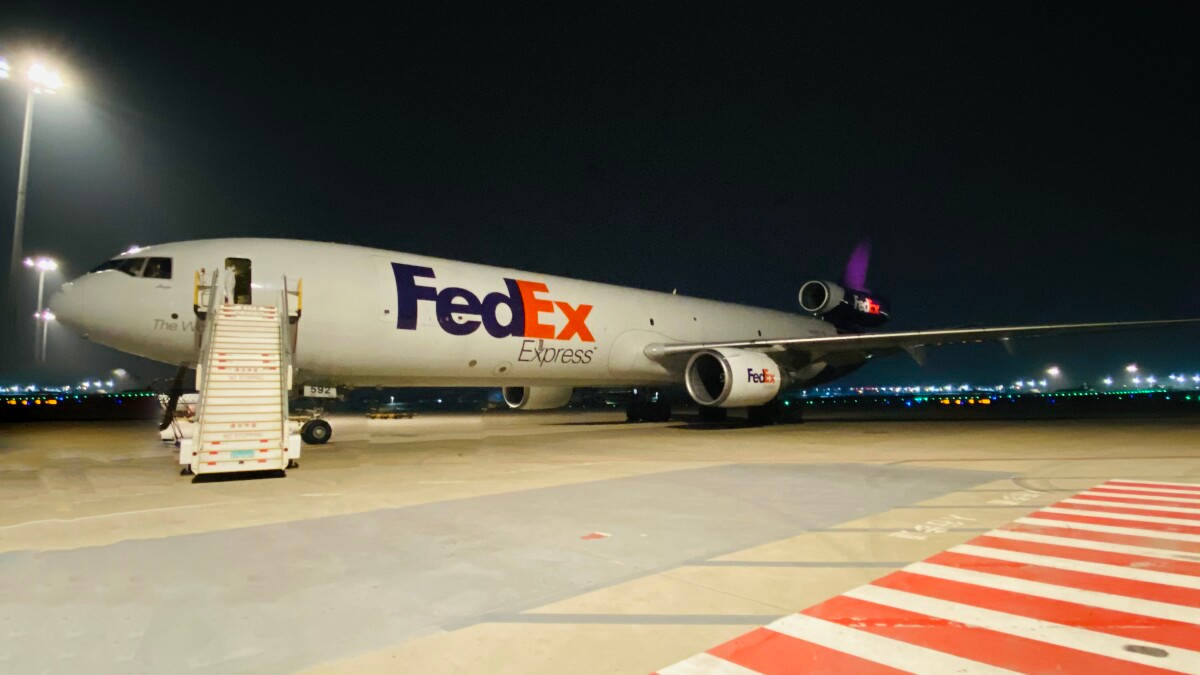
[[24, 256, 57, 360], [38, 309, 53, 362], [3, 57, 65, 295]]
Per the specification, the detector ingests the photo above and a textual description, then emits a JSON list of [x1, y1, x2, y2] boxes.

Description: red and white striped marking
[[655, 479, 1200, 674]]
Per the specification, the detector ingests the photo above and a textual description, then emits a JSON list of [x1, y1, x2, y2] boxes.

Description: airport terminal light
[[5, 56, 66, 298], [1102, 376, 1114, 386]]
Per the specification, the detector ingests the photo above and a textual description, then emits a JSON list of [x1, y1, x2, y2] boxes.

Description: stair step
[[205, 386, 279, 395], [214, 335, 279, 342], [202, 395, 281, 406], [211, 357, 281, 365]]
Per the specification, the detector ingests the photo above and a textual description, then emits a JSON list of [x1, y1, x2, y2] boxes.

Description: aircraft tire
[[625, 403, 643, 422], [301, 419, 333, 444], [747, 401, 782, 426], [647, 401, 671, 422], [698, 406, 727, 423]]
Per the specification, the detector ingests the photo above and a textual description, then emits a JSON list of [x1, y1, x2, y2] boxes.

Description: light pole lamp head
[[26, 60, 64, 94], [24, 256, 57, 271]]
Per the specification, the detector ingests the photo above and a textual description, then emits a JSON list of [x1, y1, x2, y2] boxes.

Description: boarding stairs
[[180, 271, 301, 475]]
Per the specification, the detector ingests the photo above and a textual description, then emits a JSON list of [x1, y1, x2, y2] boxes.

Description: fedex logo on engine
[[392, 263, 595, 342], [747, 368, 776, 384], [854, 295, 882, 315]]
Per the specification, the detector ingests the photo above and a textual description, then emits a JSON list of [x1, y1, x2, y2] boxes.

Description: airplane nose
[[48, 281, 86, 333]]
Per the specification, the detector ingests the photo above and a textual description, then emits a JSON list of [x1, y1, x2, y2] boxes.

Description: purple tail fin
[[842, 239, 871, 291]]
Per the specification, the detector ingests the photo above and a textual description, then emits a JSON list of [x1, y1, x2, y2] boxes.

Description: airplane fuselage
[[51, 239, 834, 388]]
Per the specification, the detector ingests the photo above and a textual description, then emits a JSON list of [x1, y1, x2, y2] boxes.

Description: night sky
[[0, 6, 1196, 388]]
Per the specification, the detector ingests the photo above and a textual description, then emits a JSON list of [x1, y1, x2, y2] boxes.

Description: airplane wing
[[643, 318, 1200, 363]]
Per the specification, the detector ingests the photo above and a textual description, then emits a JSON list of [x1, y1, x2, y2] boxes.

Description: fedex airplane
[[48, 238, 1197, 437]]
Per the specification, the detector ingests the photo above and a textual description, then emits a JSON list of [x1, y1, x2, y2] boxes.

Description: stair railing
[[278, 276, 294, 461]]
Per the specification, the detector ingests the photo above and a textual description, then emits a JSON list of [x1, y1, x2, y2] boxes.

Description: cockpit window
[[143, 257, 172, 279], [90, 259, 121, 273], [116, 258, 147, 276], [89, 255, 173, 278]]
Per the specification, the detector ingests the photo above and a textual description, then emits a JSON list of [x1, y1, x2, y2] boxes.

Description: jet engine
[[502, 386, 574, 410], [684, 348, 782, 408], [798, 280, 891, 330]]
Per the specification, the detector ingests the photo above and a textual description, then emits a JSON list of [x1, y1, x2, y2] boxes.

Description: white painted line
[[1080, 490, 1200, 505], [767, 612, 1019, 674], [986, 528, 1200, 563], [906, 561, 1200, 624], [950, 543, 1200, 590], [1015, 516, 1200, 543], [1110, 480, 1200, 490], [0, 501, 244, 530], [1098, 485, 1200, 497], [845, 584, 1200, 672], [658, 652, 761, 675], [1040, 506, 1200, 528], [1063, 497, 1200, 515]]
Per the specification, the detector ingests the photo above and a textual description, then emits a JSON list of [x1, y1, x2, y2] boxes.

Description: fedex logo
[[854, 295, 882, 315], [747, 368, 776, 384], [392, 263, 595, 342]]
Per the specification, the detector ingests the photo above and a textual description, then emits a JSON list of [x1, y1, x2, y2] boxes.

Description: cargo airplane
[[48, 238, 1197, 440]]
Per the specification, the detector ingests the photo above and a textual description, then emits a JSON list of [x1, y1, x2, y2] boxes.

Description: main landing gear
[[626, 390, 671, 422], [747, 400, 787, 426]]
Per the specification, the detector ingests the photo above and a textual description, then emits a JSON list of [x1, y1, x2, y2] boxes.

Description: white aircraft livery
[[49, 238, 1197, 429]]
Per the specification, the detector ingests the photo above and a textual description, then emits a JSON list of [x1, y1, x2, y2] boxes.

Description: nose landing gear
[[300, 418, 332, 444]]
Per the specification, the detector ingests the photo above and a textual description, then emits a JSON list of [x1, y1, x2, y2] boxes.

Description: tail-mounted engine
[[684, 348, 783, 408], [798, 280, 891, 331]]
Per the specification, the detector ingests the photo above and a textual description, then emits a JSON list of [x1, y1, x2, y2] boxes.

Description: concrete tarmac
[[1, 412, 1198, 673]]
